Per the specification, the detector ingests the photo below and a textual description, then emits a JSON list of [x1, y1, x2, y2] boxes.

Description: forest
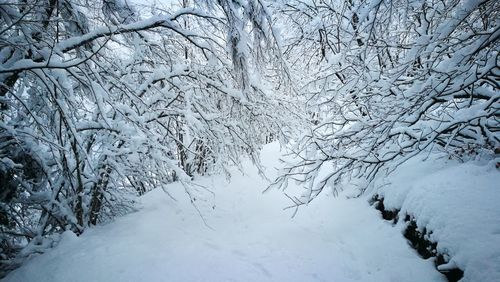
[[0, 0, 498, 281]]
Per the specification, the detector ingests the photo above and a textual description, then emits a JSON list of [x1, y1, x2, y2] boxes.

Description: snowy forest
[[0, 0, 498, 281]]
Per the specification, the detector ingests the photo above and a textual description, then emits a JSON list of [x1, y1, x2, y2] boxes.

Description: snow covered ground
[[4, 143, 447, 282], [370, 153, 500, 282]]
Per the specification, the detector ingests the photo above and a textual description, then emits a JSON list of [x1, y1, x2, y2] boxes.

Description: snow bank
[[371, 154, 500, 281]]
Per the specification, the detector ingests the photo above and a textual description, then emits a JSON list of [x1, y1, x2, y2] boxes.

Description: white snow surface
[[371, 154, 500, 282], [4, 143, 446, 282]]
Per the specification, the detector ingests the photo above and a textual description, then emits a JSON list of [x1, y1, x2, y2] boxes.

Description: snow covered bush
[[270, 0, 499, 207], [0, 0, 294, 275]]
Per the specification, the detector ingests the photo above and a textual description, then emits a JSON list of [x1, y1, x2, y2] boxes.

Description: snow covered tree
[[0, 0, 294, 275], [269, 0, 499, 211]]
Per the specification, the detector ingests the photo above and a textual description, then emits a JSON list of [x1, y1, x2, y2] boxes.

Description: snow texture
[[3, 143, 444, 282], [371, 154, 500, 281]]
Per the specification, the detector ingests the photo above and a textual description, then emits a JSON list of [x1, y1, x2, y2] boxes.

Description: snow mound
[[372, 154, 500, 281]]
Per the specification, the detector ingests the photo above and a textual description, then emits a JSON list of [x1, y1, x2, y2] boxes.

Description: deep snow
[[4, 143, 445, 282], [370, 153, 500, 281]]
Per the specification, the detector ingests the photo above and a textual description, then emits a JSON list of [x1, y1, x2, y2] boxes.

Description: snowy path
[[4, 143, 445, 282]]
